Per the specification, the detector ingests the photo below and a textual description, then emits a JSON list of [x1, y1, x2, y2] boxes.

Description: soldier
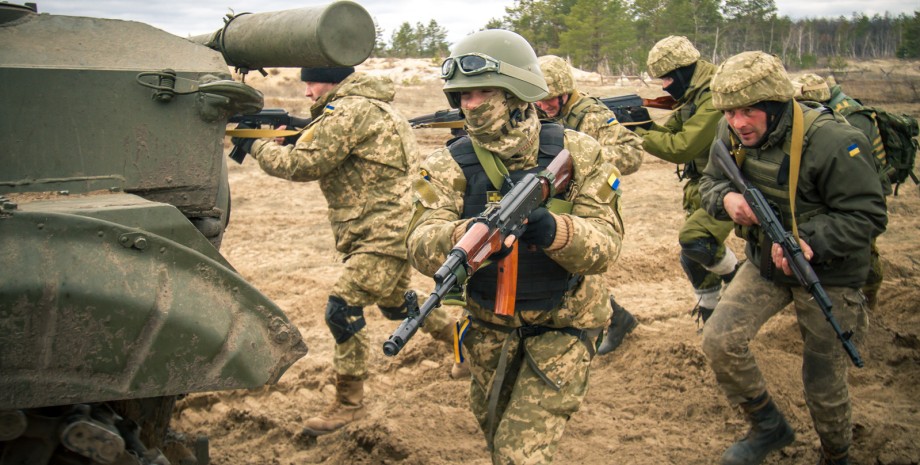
[[407, 29, 623, 463], [535, 54, 643, 355], [699, 51, 887, 465], [633, 36, 739, 324], [230, 65, 457, 436], [794, 73, 888, 309]]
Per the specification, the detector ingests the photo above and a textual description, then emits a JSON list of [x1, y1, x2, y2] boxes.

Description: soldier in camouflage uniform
[[794, 73, 888, 309], [699, 51, 887, 465], [536, 55, 643, 355], [407, 30, 622, 464], [230, 66, 455, 436], [635, 36, 739, 324]]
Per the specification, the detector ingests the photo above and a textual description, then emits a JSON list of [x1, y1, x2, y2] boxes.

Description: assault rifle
[[711, 140, 864, 368], [226, 109, 312, 163], [382, 149, 574, 356], [408, 94, 674, 134]]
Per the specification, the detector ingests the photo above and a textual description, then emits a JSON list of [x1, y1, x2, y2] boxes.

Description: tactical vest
[[448, 123, 576, 311]]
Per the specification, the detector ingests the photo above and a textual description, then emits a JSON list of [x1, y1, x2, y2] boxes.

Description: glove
[[230, 122, 256, 154], [626, 106, 652, 131], [519, 207, 557, 249]]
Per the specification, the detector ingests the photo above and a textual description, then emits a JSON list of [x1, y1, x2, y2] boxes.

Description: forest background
[[375, 0, 920, 76]]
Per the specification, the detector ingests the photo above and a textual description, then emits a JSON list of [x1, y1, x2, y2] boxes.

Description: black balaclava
[[662, 62, 697, 100]]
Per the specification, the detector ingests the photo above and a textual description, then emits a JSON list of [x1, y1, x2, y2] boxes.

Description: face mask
[[464, 93, 540, 164], [464, 91, 513, 143]]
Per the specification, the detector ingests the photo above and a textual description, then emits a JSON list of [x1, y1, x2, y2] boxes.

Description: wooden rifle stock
[[642, 95, 677, 110]]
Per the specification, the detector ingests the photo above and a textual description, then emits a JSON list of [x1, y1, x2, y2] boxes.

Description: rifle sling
[[476, 317, 600, 450], [788, 102, 805, 244], [472, 142, 511, 191], [225, 128, 303, 138]]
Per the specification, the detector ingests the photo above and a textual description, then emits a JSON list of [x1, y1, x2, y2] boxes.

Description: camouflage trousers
[[331, 253, 452, 378], [679, 180, 735, 292], [463, 320, 592, 465], [701, 261, 867, 452]]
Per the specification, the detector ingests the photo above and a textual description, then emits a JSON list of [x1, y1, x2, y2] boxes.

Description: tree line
[[374, 0, 920, 76]]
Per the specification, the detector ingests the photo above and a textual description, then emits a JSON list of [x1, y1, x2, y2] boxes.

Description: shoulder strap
[[788, 102, 806, 243], [471, 143, 511, 191]]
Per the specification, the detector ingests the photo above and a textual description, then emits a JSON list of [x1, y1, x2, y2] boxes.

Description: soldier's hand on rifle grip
[[772, 241, 813, 276], [520, 208, 557, 249], [724, 192, 758, 226], [230, 122, 256, 155], [626, 107, 652, 131]]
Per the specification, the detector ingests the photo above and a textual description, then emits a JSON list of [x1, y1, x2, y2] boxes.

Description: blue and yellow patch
[[420, 168, 430, 181], [607, 171, 621, 191], [324, 104, 335, 114], [606, 116, 619, 126], [847, 143, 860, 157]]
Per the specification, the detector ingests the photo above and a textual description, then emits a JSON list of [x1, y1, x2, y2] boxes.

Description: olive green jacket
[[635, 60, 721, 175], [700, 102, 888, 287]]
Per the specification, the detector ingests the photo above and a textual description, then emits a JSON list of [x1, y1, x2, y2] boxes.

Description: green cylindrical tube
[[192, 1, 375, 69]]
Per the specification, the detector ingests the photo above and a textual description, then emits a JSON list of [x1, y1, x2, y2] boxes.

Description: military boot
[[597, 297, 638, 355], [301, 374, 366, 436], [816, 446, 849, 465], [722, 392, 795, 465], [432, 322, 470, 380]]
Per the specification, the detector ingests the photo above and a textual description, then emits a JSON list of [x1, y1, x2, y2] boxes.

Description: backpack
[[872, 108, 920, 193]]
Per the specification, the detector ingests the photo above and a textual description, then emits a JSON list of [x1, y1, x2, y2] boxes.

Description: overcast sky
[[34, 0, 920, 46]]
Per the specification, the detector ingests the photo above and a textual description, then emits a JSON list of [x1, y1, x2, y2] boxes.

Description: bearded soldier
[[700, 51, 887, 465], [407, 29, 623, 463]]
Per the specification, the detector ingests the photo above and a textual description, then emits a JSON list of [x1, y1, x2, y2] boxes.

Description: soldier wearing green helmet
[[636, 35, 740, 326], [699, 51, 887, 465], [535, 54, 647, 356], [407, 29, 624, 464]]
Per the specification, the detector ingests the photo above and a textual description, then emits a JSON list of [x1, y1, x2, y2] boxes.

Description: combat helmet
[[711, 51, 795, 110], [647, 36, 700, 79], [538, 55, 575, 98], [441, 29, 548, 108], [793, 73, 831, 102]]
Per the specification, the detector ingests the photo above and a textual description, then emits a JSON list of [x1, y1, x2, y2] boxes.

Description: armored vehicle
[[0, 2, 375, 463]]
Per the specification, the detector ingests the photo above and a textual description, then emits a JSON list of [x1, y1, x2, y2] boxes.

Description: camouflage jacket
[[407, 127, 622, 330], [636, 60, 722, 176], [557, 92, 646, 176], [250, 72, 419, 259], [700, 102, 888, 287]]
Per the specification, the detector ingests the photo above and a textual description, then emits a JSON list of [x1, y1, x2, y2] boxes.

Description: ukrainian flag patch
[[607, 171, 621, 191], [324, 104, 335, 114], [606, 116, 619, 126], [847, 143, 860, 157]]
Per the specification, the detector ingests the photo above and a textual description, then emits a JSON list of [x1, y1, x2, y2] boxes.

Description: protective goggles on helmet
[[440, 53, 545, 88]]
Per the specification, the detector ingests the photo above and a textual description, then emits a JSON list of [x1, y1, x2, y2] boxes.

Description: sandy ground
[[173, 63, 920, 465]]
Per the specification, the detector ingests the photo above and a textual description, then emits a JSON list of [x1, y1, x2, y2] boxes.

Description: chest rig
[[448, 123, 579, 311]]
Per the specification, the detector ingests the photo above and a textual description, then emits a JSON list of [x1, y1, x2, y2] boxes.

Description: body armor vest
[[448, 123, 576, 311]]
